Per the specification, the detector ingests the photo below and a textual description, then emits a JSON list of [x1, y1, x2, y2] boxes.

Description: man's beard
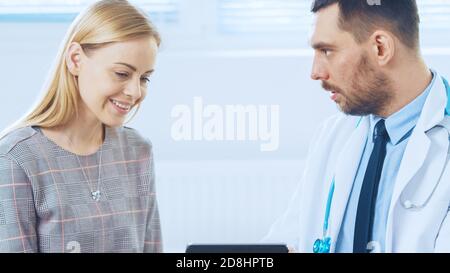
[[322, 54, 393, 116]]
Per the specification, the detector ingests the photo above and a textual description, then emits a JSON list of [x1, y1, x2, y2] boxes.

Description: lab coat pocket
[[399, 127, 449, 209]]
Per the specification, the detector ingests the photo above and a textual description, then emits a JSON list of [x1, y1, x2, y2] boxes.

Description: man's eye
[[322, 49, 331, 56]]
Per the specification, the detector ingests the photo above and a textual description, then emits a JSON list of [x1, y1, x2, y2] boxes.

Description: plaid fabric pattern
[[0, 125, 162, 253]]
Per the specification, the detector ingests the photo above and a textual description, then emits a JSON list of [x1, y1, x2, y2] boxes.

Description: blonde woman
[[0, 0, 162, 252]]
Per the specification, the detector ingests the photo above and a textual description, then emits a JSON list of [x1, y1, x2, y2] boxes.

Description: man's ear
[[369, 30, 395, 66], [66, 42, 84, 76]]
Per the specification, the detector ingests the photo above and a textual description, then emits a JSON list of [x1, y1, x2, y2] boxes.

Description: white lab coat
[[264, 71, 450, 253]]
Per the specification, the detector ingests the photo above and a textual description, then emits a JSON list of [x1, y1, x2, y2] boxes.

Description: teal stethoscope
[[313, 77, 450, 253], [313, 177, 335, 253]]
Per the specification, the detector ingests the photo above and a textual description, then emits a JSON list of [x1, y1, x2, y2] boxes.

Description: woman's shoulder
[[0, 126, 39, 157], [112, 126, 153, 150]]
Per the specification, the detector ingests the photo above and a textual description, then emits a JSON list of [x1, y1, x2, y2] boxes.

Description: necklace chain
[[62, 126, 104, 201]]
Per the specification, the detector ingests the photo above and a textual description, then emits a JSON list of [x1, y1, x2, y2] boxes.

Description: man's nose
[[311, 56, 329, 81]]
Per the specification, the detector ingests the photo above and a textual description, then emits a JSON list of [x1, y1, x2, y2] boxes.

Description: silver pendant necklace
[[83, 149, 103, 202], [63, 126, 104, 202]]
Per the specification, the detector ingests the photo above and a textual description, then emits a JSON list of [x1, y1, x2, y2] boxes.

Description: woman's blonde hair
[[0, 0, 160, 139]]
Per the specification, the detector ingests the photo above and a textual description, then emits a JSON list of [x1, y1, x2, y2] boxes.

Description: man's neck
[[379, 60, 432, 118]]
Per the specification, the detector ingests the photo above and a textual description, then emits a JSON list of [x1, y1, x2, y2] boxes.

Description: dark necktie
[[353, 119, 389, 253]]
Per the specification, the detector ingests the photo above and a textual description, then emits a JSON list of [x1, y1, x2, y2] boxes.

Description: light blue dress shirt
[[335, 71, 437, 253]]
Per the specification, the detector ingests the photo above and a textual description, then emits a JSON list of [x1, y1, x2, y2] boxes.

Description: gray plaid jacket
[[0, 125, 162, 253]]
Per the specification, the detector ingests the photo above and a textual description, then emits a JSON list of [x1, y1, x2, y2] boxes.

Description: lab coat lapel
[[385, 73, 449, 252], [329, 116, 369, 251]]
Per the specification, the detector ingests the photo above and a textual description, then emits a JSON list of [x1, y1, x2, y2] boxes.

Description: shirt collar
[[369, 70, 437, 145]]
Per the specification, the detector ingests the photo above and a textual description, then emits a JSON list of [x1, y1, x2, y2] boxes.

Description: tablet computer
[[185, 244, 289, 253]]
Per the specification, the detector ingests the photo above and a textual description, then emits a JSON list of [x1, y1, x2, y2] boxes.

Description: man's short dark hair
[[311, 0, 420, 50]]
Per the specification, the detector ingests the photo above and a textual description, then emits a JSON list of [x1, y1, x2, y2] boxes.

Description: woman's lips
[[109, 99, 131, 115]]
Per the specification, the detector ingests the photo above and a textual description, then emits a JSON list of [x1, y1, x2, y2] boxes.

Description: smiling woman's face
[[67, 36, 158, 127]]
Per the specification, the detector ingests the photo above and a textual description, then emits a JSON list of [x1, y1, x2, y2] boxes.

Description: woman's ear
[[66, 42, 83, 76]]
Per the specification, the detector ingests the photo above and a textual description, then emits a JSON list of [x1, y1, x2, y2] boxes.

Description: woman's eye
[[140, 77, 150, 84], [115, 72, 129, 78]]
